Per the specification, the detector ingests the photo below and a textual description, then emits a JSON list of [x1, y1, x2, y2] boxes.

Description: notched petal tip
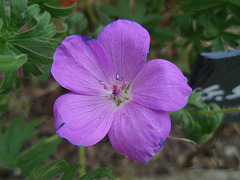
[[153, 138, 164, 153], [80, 35, 93, 45], [56, 121, 66, 130], [53, 93, 116, 147], [109, 103, 171, 163]]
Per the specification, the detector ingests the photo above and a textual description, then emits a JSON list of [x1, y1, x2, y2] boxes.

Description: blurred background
[[0, 0, 240, 179]]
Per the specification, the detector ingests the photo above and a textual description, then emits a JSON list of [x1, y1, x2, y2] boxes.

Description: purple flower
[[51, 19, 192, 163]]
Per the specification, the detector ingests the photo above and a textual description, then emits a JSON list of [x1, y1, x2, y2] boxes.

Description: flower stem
[[83, 0, 97, 24], [45, 134, 59, 143], [79, 146, 86, 177], [190, 107, 240, 115], [168, 136, 197, 145]]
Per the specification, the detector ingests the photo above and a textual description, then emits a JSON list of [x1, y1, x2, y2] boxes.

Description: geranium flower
[[51, 19, 192, 163]]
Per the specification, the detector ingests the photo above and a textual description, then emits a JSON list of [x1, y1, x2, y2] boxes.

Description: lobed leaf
[[0, 18, 3, 30], [8, 0, 28, 32], [21, 4, 41, 29], [28, 160, 68, 180], [0, 95, 9, 116], [65, 12, 88, 36], [61, 163, 81, 180], [79, 168, 114, 180], [178, 0, 222, 14], [10, 37, 60, 54], [14, 11, 52, 39], [0, 54, 27, 72], [14, 45, 53, 64], [17, 137, 60, 176], [175, 93, 223, 144], [228, 0, 240, 7], [0, 0, 7, 30], [41, 3, 76, 18], [0, 71, 20, 94]]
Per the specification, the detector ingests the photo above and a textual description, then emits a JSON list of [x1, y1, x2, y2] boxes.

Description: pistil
[[98, 75, 130, 106]]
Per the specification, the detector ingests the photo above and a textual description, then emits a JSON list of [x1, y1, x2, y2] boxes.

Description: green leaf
[[0, 117, 60, 176], [197, 103, 222, 134], [0, 95, 9, 116], [212, 36, 224, 51], [178, 0, 222, 14], [0, 117, 40, 169], [15, 11, 52, 39], [173, 92, 223, 144], [140, 14, 162, 28], [79, 168, 114, 180], [28, 0, 56, 3], [0, 54, 27, 72], [221, 32, 240, 47], [14, 45, 53, 64], [41, 3, 76, 18], [12, 37, 60, 54], [98, 11, 113, 24], [134, 0, 147, 21], [185, 93, 206, 110], [22, 61, 31, 78], [22, 61, 44, 78], [28, 62, 45, 76], [28, 160, 68, 180], [8, 0, 28, 31], [22, 4, 41, 28], [0, 18, 3, 30], [61, 164, 81, 180], [17, 137, 60, 176], [117, 0, 132, 19], [0, 71, 20, 94], [0, 0, 7, 30], [40, 64, 52, 82], [65, 12, 88, 36], [228, 0, 240, 7], [0, 0, 60, 93], [91, 24, 104, 39], [99, 4, 122, 18]]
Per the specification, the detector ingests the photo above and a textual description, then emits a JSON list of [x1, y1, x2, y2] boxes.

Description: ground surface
[[26, 78, 240, 179]]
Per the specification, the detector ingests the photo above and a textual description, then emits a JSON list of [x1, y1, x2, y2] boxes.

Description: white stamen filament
[[99, 72, 129, 106]]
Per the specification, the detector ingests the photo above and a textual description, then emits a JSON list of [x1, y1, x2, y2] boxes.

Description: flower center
[[99, 72, 130, 106]]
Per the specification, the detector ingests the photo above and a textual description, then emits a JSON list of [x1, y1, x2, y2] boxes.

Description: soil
[[12, 77, 240, 179]]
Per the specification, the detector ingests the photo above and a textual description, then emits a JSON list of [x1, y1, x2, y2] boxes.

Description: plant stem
[[180, 124, 226, 168], [168, 136, 197, 145], [45, 134, 59, 144], [83, 0, 97, 24], [79, 146, 86, 177], [191, 107, 240, 115]]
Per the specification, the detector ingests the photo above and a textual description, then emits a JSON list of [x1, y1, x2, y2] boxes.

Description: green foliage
[[61, 163, 81, 180], [28, 160, 69, 180], [99, 0, 174, 47], [79, 168, 114, 180], [0, 117, 60, 177], [28, 160, 114, 180], [65, 12, 88, 36], [171, 93, 223, 144], [0, 95, 9, 116], [177, 0, 240, 69], [0, 54, 27, 72], [0, 0, 76, 94], [28, 2, 76, 18]]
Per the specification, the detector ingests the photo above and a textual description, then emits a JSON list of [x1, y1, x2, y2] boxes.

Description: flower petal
[[51, 35, 114, 96], [108, 102, 171, 163], [53, 93, 115, 146], [97, 19, 150, 83], [130, 59, 192, 111]]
